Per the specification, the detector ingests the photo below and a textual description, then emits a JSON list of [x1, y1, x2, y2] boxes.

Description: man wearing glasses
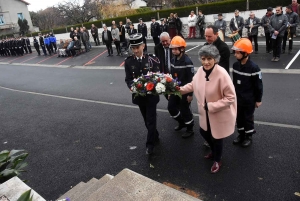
[[269, 6, 288, 62]]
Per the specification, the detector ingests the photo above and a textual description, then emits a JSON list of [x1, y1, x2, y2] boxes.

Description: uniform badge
[[237, 80, 241, 84], [258, 72, 262, 79]]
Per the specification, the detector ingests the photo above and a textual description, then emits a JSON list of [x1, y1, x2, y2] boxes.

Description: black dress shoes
[[233, 135, 244, 145], [174, 123, 186, 131], [241, 136, 252, 147], [146, 147, 154, 155]]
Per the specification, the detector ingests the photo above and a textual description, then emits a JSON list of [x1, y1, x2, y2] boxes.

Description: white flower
[[155, 83, 166, 94], [144, 83, 147, 87], [160, 78, 166, 84], [131, 86, 137, 93]]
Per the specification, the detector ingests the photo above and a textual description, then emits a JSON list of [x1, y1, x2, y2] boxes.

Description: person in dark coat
[[204, 25, 230, 73], [118, 21, 126, 48], [197, 10, 206, 39], [33, 36, 40, 55], [245, 12, 261, 53], [282, 5, 299, 54], [25, 37, 32, 53], [261, 7, 274, 53], [80, 27, 89, 52], [137, 18, 148, 52], [154, 32, 172, 74], [269, 6, 288, 61], [128, 23, 137, 36], [70, 27, 75, 40], [21, 37, 28, 54], [230, 9, 244, 37], [174, 14, 183, 38], [160, 18, 169, 33], [102, 25, 113, 56], [167, 13, 177, 39], [124, 33, 161, 155], [38, 33, 47, 56], [91, 24, 100, 46], [71, 36, 81, 56], [150, 17, 161, 45]]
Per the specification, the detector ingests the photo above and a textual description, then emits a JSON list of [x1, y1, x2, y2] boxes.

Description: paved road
[[0, 61, 299, 201]]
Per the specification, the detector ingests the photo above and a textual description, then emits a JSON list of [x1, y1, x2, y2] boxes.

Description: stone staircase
[[57, 168, 202, 201]]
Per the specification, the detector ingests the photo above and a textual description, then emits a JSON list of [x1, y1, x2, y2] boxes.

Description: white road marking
[[0, 85, 299, 130], [186, 44, 202, 53], [285, 49, 300, 69]]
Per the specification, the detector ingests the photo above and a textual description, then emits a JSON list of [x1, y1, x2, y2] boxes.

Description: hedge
[[26, 0, 291, 36]]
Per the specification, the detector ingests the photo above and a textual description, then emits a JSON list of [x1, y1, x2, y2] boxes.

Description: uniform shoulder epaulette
[[125, 55, 133, 60], [147, 53, 156, 57]]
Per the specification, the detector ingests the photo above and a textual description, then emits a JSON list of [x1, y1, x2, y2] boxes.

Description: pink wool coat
[[181, 65, 237, 139]]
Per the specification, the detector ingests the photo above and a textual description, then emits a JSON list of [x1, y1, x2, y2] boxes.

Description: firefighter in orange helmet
[[168, 36, 195, 138], [232, 38, 263, 147]]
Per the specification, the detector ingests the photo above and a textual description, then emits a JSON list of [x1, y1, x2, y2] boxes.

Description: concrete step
[[85, 168, 201, 201], [0, 176, 46, 201], [57, 181, 86, 200], [73, 174, 114, 201]]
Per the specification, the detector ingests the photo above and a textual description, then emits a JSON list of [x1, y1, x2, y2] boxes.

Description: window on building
[[17, 13, 24, 20], [0, 15, 4, 25]]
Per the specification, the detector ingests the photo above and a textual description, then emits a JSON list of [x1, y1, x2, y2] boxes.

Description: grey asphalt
[[0, 63, 299, 201]]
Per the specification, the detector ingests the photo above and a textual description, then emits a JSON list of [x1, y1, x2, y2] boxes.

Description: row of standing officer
[[33, 33, 57, 56], [0, 37, 32, 57]]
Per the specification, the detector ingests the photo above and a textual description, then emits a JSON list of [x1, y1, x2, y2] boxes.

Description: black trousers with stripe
[[236, 104, 256, 136], [167, 94, 194, 127]]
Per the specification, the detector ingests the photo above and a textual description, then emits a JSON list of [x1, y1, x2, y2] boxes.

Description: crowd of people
[[123, 1, 300, 173]]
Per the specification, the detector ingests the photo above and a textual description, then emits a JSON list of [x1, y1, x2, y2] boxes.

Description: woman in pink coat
[[180, 45, 237, 173]]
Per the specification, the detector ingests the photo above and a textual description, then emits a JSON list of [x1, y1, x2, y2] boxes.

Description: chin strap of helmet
[[237, 51, 248, 62]]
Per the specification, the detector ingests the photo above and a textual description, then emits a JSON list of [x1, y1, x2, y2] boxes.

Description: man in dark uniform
[[137, 18, 148, 53], [25, 37, 32, 53], [33, 36, 40, 56], [150, 17, 161, 45], [124, 33, 161, 155], [39, 33, 47, 56], [21, 36, 28, 54], [0, 40, 4, 56], [160, 18, 168, 33]]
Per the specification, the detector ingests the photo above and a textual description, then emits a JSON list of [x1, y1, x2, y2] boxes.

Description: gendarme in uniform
[[124, 33, 160, 155]]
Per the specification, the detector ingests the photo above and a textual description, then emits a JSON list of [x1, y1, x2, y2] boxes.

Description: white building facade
[[0, 0, 34, 36]]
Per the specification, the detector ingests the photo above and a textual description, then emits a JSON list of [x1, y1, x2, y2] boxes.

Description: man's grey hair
[[160, 32, 170, 40], [198, 45, 220, 63]]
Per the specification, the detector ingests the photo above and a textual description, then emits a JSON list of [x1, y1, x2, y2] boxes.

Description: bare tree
[[57, 0, 102, 24], [122, 0, 135, 9], [30, 7, 66, 31]]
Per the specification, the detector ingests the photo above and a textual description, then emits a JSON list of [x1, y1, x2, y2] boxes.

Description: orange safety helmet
[[169, 36, 187, 48], [231, 38, 253, 54]]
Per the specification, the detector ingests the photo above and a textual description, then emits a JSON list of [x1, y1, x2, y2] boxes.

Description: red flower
[[157, 77, 161, 82], [137, 83, 142, 89], [146, 82, 155, 91], [166, 77, 172, 83], [175, 86, 180, 91]]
